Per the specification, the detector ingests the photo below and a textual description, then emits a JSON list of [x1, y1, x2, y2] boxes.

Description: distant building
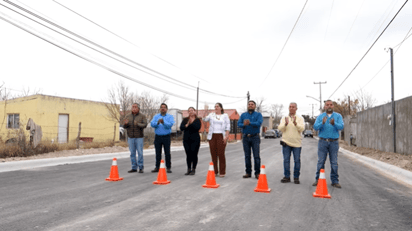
[[0, 94, 119, 143]]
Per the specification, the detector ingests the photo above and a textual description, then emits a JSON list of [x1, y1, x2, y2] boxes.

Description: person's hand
[[322, 117, 327, 124], [330, 118, 335, 125], [185, 122, 189, 127], [244, 119, 250, 126], [285, 117, 289, 126], [124, 119, 129, 124], [158, 118, 164, 124], [223, 137, 228, 144], [292, 116, 297, 126]]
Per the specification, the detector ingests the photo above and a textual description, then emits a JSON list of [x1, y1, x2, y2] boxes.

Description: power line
[[3, 0, 244, 99], [328, 0, 409, 99], [0, 11, 245, 105], [51, 0, 211, 85], [257, 0, 308, 88]]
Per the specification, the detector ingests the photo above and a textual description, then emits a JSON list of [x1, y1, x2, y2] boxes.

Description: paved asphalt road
[[1, 138, 412, 231]]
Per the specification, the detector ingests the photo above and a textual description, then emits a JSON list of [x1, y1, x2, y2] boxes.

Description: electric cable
[[328, 0, 409, 99]]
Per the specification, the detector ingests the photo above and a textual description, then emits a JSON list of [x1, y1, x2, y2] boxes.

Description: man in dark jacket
[[123, 103, 147, 173]]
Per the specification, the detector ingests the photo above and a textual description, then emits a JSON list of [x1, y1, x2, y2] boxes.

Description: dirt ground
[[1, 140, 411, 173], [339, 141, 412, 172]]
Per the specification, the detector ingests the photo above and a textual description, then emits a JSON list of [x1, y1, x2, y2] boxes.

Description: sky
[[0, 0, 411, 117]]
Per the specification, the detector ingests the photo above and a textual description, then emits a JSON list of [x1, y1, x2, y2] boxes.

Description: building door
[[58, 114, 69, 143]]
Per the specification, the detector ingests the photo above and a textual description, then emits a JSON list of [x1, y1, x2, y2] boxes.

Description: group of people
[[123, 99, 344, 188]]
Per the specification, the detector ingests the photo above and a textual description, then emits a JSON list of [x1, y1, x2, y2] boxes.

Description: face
[[324, 101, 334, 113], [188, 108, 196, 116], [289, 103, 297, 115], [248, 102, 256, 111], [160, 105, 168, 114], [215, 104, 222, 113], [132, 104, 139, 114]]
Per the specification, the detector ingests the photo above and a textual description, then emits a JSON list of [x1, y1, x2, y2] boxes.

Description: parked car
[[274, 129, 282, 138], [303, 130, 313, 138], [264, 130, 277, 139]]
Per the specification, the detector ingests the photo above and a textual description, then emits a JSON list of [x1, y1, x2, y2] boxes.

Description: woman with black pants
[[180, 107, 201, 175]]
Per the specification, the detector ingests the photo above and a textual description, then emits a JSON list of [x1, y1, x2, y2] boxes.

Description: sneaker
[[255, 174, 260, 179], [243, 174, 251, 178], [280, 177, 291, 183], [151, 168, 159, 173], [138, 169, 144, 173], [294, 178, 300, 184], [167, 168, 172, 173], [331, 183, 342, 188], [128, 169, 137, 173], [312, 180, 318, 186]]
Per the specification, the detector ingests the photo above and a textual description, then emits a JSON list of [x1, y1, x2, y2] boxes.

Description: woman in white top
[[203, 103, 231, 177]]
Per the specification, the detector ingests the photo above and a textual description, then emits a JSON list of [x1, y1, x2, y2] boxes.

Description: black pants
[[154, 134, 171, 169], [183, 139, 200, 170]]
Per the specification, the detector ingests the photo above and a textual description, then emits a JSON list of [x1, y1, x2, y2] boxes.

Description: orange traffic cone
[[105, 158, 124, 181], [254, 165, 271, 193], [153, 160, 171, 185], [202, 162, 220, 188], [313, 169, 331, 199]]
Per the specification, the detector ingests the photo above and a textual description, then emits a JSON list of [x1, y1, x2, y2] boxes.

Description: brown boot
[[281, 177, 291, 183]]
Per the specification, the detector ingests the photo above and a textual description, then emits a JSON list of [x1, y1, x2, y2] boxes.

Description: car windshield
[[305, 130, 313, 134]]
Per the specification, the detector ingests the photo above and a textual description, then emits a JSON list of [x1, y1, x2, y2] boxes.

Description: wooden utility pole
[[390, 48, 396, 153], [76, 122, 81, 149], [113, 123, 116, 142]]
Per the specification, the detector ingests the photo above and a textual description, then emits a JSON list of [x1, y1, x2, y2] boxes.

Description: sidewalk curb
[[314, 137, 412, 187], [0, 143, 210, 173]]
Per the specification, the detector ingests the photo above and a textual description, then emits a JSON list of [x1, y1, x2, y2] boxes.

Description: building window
[[7, 114, 20, 129]]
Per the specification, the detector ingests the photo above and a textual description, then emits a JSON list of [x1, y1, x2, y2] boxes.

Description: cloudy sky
[[1, 0, 411, 116]]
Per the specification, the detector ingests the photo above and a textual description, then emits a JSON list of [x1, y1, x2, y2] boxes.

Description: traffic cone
[[254, 165, 271, 193], [105, 158, 124, 181], [153, 160, 171, 185], [202, 162, 220, 188], [313, 169, 331, 199]]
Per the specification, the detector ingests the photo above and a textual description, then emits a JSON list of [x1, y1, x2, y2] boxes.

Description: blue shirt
[[313, 112, 344, 139], [238, 111, 263, 135], [150, 113, 175, 135]]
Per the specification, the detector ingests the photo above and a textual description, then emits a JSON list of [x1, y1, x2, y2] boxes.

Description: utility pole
[[247, 91, 250, 108], [389, 48, 396, 153], [314, 81, 327, 111], [348, 96, 351, 116], [196, 82, 199, 112], [309, 104, 315, 118]]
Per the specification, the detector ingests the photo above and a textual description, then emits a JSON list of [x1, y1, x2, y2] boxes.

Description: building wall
[[0, 95, 119, 143]]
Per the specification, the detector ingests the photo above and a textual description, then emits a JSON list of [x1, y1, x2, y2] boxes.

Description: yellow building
[[0, 94, 119, 143]]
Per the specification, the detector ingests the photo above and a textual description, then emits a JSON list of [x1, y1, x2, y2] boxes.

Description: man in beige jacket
[[278, 102, 305, 184]]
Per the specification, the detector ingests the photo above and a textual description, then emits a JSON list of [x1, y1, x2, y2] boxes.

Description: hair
[[188, 106, 196, 111], [132, 103, 140, 109], [248, 100, 256, 105], [324, 99, 333, 104], [289, 102, 297, 107], [215, 102, 224, 113], [160, 103, 168, 109]]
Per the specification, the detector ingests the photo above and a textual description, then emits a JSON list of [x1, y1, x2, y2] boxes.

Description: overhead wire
[[328, 0, 409, 99], [4, 0, 244, 99], [342, 0, 366, 45], [51, 0, 211, 85], [257, 0, 308, 88], [0, 7, 245, 105], [323, 0, 334, 42]]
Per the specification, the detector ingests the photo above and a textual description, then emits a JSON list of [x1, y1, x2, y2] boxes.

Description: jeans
[[154, 134, 171, 169], [282, 144, 301, 178], [315, 139, 340, 184], [242, 135, 261, 175], [128, 138, 144, 170]]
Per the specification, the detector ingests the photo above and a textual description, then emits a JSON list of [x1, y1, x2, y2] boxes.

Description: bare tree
[[21, 87, 43, 97], [0, 82, 10, 101], [269, 104, 284, 127], [133, 91, 169, 121], [254, 97, 267, 113], [104, 81, 133, 124], [352, 89, 377, 112]]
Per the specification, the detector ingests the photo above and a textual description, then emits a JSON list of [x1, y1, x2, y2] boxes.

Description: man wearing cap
[[123, 103, 147, 173], [150, 103, 175, 173], [238, 100, 263, 179], [313, 99, 344, 188], [278, 102, 305, 184]]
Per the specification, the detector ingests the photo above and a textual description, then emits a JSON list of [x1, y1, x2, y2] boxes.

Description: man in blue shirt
[[313, 100, 344, 188], [238, 100, 263, 179], [150, 103, 175, 173]]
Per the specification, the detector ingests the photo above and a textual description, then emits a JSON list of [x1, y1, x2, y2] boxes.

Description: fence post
[[76, 122, 81, 149], [113, 123, 116, 142]]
